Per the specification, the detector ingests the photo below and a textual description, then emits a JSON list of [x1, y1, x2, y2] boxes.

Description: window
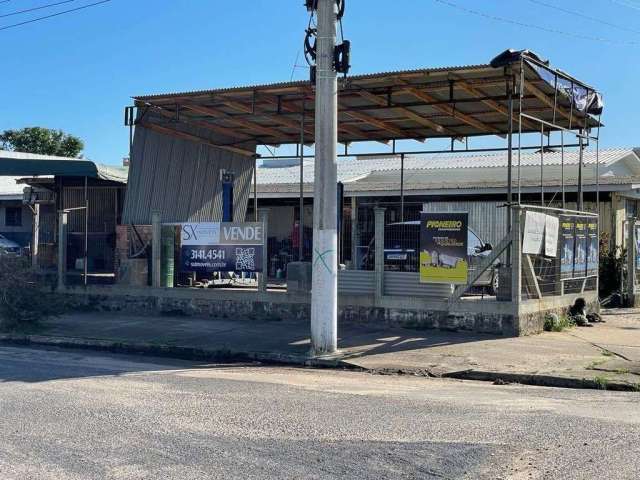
[[5, 207, 22, 227]]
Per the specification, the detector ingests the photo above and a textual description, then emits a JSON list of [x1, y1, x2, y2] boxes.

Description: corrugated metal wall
[[123, 115, 256, 225], [384, 272, 453, 298], [338, 270, 375, 295], [422, 200, 509, 247], [422, 199, 610, 247]]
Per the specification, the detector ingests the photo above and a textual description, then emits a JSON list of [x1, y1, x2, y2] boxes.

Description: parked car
[[0, 234, 22, 256], [359, 221, 500, 295]]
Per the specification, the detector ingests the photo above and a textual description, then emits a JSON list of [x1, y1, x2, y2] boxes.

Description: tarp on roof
[[0, 150, 128, 183]]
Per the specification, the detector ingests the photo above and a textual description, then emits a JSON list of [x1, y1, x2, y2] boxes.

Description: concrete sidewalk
[[2, 308, 639, 390]]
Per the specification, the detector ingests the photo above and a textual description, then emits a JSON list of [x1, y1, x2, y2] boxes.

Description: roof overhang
[[132, 50, 603, 152]]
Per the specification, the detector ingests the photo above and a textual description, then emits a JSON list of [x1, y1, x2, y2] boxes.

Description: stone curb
[[1, 334, 636, 391], [358, 366, 639, 392], [0, 334, 356, 370]]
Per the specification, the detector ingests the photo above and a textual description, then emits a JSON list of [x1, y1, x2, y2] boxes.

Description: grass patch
[[543, 313, 575, 332], [593, 375, 609, 390]]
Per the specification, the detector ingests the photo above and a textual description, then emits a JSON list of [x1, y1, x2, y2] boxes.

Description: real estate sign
[[419, 212, 468, 285], [586, 221, 598, 277], [560, 219, 575, 279], [180, 222, 264, 273]]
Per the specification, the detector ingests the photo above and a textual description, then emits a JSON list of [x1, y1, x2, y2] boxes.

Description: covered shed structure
[[118, 49, 605, 335]]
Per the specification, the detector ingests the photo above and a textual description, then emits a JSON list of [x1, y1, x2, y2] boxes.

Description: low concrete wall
[[517, 292, 600, 335], [59, 285, 597, 337]]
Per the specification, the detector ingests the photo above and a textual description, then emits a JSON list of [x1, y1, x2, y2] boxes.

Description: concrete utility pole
[[310, 0, 338, 355]]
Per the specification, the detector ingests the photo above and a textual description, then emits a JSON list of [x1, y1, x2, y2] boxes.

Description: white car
[[0, 234, 22, 255]]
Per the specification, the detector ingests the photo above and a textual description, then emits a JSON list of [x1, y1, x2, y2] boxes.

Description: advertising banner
[[586, 221, 598, 277], [419, 212, 468, 285], [574, 221, 588, 278], [180, 222, 264, 273], [560, 219, 575, 279]]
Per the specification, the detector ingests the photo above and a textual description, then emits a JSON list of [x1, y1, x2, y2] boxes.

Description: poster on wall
[[560, 219, 576, 279], [586, 221, 599, 277], [419, 212, 468, 285], [180, 222, 264, 273], [636, 225, 640, 272], [574, 221, 588, 278], [522, 211, 546, 255], [544, 215, 559, 258]]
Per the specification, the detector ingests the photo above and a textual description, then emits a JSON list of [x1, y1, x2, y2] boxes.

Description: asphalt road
[[0, 346, 638, 479]]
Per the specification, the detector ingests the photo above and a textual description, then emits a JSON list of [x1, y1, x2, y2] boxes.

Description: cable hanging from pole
[[303, 0, 350, 82]]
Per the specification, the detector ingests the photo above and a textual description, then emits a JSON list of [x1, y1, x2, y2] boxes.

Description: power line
[[432, 0, 639, 46], [609, 0, 640, 12], [528, 0, 640, 35], [0, 0, 111, 32], [1, 1, 77, 19]]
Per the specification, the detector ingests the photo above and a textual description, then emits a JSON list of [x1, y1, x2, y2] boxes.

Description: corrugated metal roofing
[[131, 50, 601, 148], [0, 176, 24, 198], [257, 148, 638, 186], [134, 63, 491, 100], [0, 150, 128, 184]]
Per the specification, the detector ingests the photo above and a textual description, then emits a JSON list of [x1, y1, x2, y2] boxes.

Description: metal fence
[[517, 206, 598, 300]]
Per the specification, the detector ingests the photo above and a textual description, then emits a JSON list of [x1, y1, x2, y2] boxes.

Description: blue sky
[[0, 0, 638, 165]]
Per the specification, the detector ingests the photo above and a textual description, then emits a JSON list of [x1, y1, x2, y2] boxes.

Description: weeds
[[543, 313, 575, 332]]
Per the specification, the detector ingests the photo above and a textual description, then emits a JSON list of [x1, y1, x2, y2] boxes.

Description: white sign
[[181, 223, 221, 246], [181, 222, 264, 246], [522, 211, 546, 255], [545, 215, 559, 257]]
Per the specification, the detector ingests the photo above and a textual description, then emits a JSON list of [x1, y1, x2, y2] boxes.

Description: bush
[[0, 255, 67, 330], [599, 233, 624, 298]]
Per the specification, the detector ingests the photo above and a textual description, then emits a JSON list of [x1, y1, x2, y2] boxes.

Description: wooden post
[[31, 203, 40, 270], [627, 217, 636, 303]]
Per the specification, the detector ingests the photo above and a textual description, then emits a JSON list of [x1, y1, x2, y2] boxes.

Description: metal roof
[[0, 150, 128, 184], [131, 50, 603, 153], [255, 148, 640, 196]]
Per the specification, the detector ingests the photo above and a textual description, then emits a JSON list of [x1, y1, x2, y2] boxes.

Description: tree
[[0, 127, 84, 158]]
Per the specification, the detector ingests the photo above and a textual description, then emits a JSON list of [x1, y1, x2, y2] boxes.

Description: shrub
[[599, 234, 624, 298], [0, 255, 67, 330]]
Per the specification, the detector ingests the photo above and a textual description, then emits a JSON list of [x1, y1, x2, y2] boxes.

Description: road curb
[[0, 334, 357, 370], [2, 334, 636, 391], [356, 365, 639, 392]]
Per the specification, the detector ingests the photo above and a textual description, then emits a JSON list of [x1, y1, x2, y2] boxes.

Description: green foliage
[[598, 233, 624, 298], [0, 127, 84, 158], [0, 256, 68, 331], [593, 375, 609, 390], [543, 313, 575, 332]]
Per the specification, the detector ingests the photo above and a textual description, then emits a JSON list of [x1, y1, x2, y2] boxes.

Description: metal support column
[[57, 211, 68, 291], [151, 211, 161, 288], [400, 153, 405, 223], [510, 207, 522, 310], [299, 100, 305, 261], [258, 208, 269, 292], [578, 130, 584, 211], [310, 0, 338, 355], [254, 156, 258, 222], [350, 196, 358, 268], [84, 176, 89, 286], [374, 207, 386, 302]]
